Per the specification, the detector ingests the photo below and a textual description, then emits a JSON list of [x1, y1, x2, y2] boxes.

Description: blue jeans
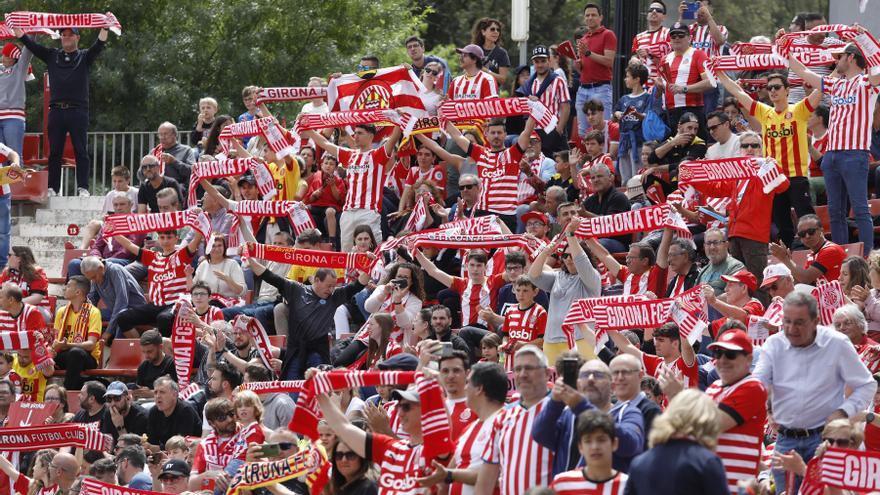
[[702, 86, 721, 116], [822, 150, 873, 255], [0, 119, 24, 271], [221, 300, 275, 330], [68, 257, 131, 279], [355, 288, 370, 320], [575, 84, 613, 137], [771, 431, 821, 495], [0, 118, 25, 157]]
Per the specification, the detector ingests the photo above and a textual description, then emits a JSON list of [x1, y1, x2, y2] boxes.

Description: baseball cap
[[531, 45, 550, 60], [625, 175, 645, 199], [707, 329, 753, 354], [831, 43, 862, 58], [529, 131, 541, 141], [721, 269, 758, 292], [377, 353, 418, 371], [60, 27, 80, 35], [391, 385, 420, 403], [669, 22, 689, 36], [2, 43, 20, 59], [104, 381, 127, 398], [456, 44, 485, 59], [159, 459, 191, 478], [521, 211, 548, 226], [678, 112, 699, 125], [761, 263, 792, 288], [237, 172, 257, 186]]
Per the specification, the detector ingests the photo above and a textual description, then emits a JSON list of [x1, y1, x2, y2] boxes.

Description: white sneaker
[[77, 188, 91, 197], [47, 188, 58, 197]]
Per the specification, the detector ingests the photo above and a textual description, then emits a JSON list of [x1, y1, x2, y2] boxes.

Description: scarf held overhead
[[678, 157, 787, 194], [102, 209, 212, 240], [187, 158, 268, 205], [573, 203, 691, 239], [256, 87, 328, 105], [232, 314, 274, 372], [5, 11, 121, 35], [438, 97, 557, 132], [238, 380, 305, 395], [246, 242, 371, 271]]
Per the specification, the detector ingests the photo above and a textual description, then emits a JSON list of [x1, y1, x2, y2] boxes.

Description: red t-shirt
[[616, 265, 668, 296], [446, 397, 476, 440], [865, 403, 880, 452], [693, 176, 789, 244], [303, 171, 346, 209], [338, 146, 391, 211], [806, 241, 846, 283], [642, 353, 698, 389], [808, 132, 828, 177], [369, 432, 427, 495], [710, 299, 764, 339], [405, 165, 447, 196], [502, 304, 547, 372], [578, 26, 617, 84]]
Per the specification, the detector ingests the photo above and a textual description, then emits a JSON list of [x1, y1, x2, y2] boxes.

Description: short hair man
[[136, 330, 176, 392], [53, 276, 103, 391], [137, 154, 185, 213], [697, 228, 745, 296], [770, 213, 846, 284], [146, 376, 202, 449], [704, 111, 740, 159], [73, 380, 107, 424], [155, 122, 196, 186], [116, 445, 153, 489]]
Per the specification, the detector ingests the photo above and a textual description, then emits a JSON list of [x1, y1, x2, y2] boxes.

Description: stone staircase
[[12, 196, 106, 291]]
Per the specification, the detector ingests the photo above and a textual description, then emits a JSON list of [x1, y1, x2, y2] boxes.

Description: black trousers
[[116, 303, 175, 337], [47, 106, 91, 191], [55, 347, 98, 391], [772, 176, 815, 247]]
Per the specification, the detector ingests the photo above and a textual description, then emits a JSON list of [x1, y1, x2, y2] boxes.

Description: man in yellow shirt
[[53, 275, 103, 391], [716, 70, 822, 247]]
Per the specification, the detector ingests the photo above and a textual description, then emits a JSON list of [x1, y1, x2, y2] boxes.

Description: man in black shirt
[[136, 330, 176, 395], [645, 112, 707, 195], [137, 155, 185, 212], [15, 23, 110, 197], [583, 163, 632, 253], [147, 376, 202, 450], [99, 381, 148, 442], [73, 381, 107, 425]]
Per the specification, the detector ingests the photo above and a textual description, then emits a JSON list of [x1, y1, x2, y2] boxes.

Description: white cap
[[761, 263, 792, 288]]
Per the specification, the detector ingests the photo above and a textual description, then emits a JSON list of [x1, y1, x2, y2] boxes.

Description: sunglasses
[[487, 26, 500, 32], [797, 227, 819, 238], [670, 33, 688, 40], [740, 143, 761, 149], [397, 402, 417, 412], [713, 349, 743, 360], [334, 451, 360, 461], [767, 84, 785, 91], [823, 437, 852, 448], [560, 253, 571, 260], [424, 69, 439, 76], [278, 442, 294, 450], [460, 183, 477, 190], [707, 123, 726, 132], [648, 7, 666, 13]]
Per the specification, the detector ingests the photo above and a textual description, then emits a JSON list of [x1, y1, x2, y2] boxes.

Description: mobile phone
[[697, 206, 727, 225], [561, 357, 579, 388], [260, 443, 281, 457], [682, 1, 699, 20], [439, 342, 454, 358], [392, 278, 409, 290]]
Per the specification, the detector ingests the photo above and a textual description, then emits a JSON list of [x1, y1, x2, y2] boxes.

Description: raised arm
[[715, 71, 755, 109], [527, 236, 563, 280], [383, 126, 403, 157], [583, 237, 622, 278], [607, 329, 643, 359], [444, 121, 473, 152], [414, 249, 454, 288], [302, 129, 341, 158], [113, 235, 139, 256], [787, 53, 823, 91], [316, 391, 367, 457], [414, 134, 464, 168], [655, 227, 673, 270], [515, 117, 538, 151], [200, 179, 232, 210], [701, 284, 748, 322]]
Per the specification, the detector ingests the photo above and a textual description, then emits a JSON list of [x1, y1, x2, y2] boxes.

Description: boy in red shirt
[[501, 276, 547, 372]]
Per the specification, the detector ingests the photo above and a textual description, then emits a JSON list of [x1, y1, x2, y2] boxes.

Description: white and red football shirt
[[468, 143, 524, 216], [446, 396, 476, 440], [706, 376, 768, 494], [529, 75, 570, 116], [451, 276, 490, 327], [0, 268, 51, 313], [484, 396, 554, 495], [405, 164, 447, 195], [661, 48, 709, 108], [384, 400, 410, 441], [0, 303, 49, 344], [632, 27, 670, 89], [140, 248, 193, 306], [616, 265, 668, 297], [369, 432, 427, 495], [642, 353, 698, 389], [198, 305, 224, 324], [808, 131, 828, 177], [451, 411, 499, 495], [502, 304, 548, 373], [823, 74, 880, 151], [689, 23, 728, 57], [805, 241, 846, 283], [338, 146, 392, 211], [192, 431, 237, 473], [551, 470, 629, 495], [447, 72, 498, 101]]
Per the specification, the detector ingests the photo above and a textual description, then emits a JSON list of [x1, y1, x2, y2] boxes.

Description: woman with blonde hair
[[852, 249, 880, 340], [625, 389, 729, 494], [773, 419, 862, 493]]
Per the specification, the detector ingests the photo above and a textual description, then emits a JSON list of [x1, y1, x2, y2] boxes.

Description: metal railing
[[56, 131, 194, 196]]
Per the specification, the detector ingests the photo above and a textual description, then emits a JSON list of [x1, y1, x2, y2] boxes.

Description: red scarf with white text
[[187, 157, 269, 205], [438, 97, 557, 132], [102, 209, 212, 239], [0, 423, 111, 451], [678, 157, 787, 194], [573, 203, 692, 240], [256, 87, 327, 104], [238, 380, 305, 395], [246, 242, 371, 271], [0, 331, 53, 373], [5, 11, 121, 35], [171, 298, 197, 391]]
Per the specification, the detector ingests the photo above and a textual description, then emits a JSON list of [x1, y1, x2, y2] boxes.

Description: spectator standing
[[630, 1, 669, 91], [680, 1, 728, 114], [574, 3, 617, 135], [471, 18, 510, 86], [697, 228, 745, 296], [525, 45, 570, 154], [448, 44, 498, 101], [16, 24, 110, 196], [237, 86, 261, 148], [657, 23, 712, 139], [303, 154, 345, 244], [789, 43, 880, 255], [808, 104, 829, 204], [785, 13, 845, 104], [614, 64, 652, 182], [405, 36, 445, 79], [191, 97, 218, 148]]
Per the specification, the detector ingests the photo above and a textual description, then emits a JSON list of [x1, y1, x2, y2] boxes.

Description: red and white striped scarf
[[812, 280, 845, 326], [296, 109, 417, 136], [437, 97, 557, 132], [81, 478, 170, 495], [0, 331, 53, 373], [102, 209, 212, 240], [404, 193, 434, 233], [561, 295, 649, 349], [854, 30, 880, 73], [573, 203, 692, 240], [438, 215, 501, 234], [220, 118, 298, 160], [798, 456, 825, 495], [668, 286, 708, 345], [187, 157, 260, 206], [256, 87, 327, 105], [416, 374, 454, 464], [679, 157, 787, 194], [246, 242, 371, 271], [232, 314, 274, 372], [0, 20, 57, 38], [776, 24, 860, 57], [410, 232, 545, 257], [0, 423, 111, 451], [238, 380, 305, 395], [818, 448, 880, 492], [171, 298, 197, 391], [747, 296, 784, 346], [592, 286, 706, 338], [226, 201, 315, 252], [150, 144, 164, 176], [4, 11, 122, 35]]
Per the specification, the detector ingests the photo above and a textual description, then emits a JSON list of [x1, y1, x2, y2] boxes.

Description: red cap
[[721, 269, 758, 292], [521, 211, 548, 226], [708, 329, 753, 354], [529, 131, 541, 141], [2, 43, 21, 59]]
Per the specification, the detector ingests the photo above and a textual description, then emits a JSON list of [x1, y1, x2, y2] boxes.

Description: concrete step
[[11, 236, 76, 252], [35, 208, 103, 225], [45, 196, 106, 211], [17, 222, 89, 238]]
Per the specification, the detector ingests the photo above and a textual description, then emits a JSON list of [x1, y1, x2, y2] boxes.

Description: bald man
[[532, 358, 645, 475], [50, 453, 81, 495], [610, 354, 661, 448]]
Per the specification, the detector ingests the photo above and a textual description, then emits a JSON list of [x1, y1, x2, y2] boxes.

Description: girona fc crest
[[352, 80, 393, 111]]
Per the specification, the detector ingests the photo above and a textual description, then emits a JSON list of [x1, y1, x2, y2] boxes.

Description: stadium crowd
[[0, 1, 880, 494]]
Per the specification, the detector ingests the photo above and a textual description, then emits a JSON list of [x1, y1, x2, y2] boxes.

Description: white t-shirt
[[706, 134, 741, 160]]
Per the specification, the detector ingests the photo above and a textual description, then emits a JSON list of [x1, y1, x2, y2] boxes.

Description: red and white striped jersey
[[616, 265, 667, 297], [447, 72, 498, 101], [642, 354, 699, 389], [0, 268, 50, 312], [141, 248, 194, 306], [405, 165, 447, 195], [689, 23, 728, 57], [529, 75, 570, 115], [370, 433, 428, 495], [0, 304, 49, 343], [450, 411, 499, 495], [661, 48, 709, 109], [451, 277, 490, 327], [384, 400, 410, 441], [484, 396, 554, 495], [338, 146, 392, 211], [502, 304, 547, 373], [551, 470, 629, 495], [823, 74, 880, 151], [632, 27, 670, 89], [0, 109, 25, 121], [198, 306, 224, 324], [808, 132, 828, 177], [706, 376, 768, 494], [446, 397, 476, 440], [468, 143, 524, 215]]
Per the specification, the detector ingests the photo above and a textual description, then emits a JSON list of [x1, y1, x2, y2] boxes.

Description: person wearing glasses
[[136, 155, 185, 214], [716, 70, 821, 248], [773, 419, 862, 492], [630, 1, 669, 92], [532, 356, 645, 476], [98, 381, 148, 442], [704, 112, 740, 160], [328, 435, 377, 495], [470, 18, 509, 86], [770, 213, 846, 286], [655, 23, 712, 140], [702, 269, 766, 340], [697, 228, 745, 297]]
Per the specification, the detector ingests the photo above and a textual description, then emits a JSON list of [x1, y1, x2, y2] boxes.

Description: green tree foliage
[[4, 0, 425, 130]]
